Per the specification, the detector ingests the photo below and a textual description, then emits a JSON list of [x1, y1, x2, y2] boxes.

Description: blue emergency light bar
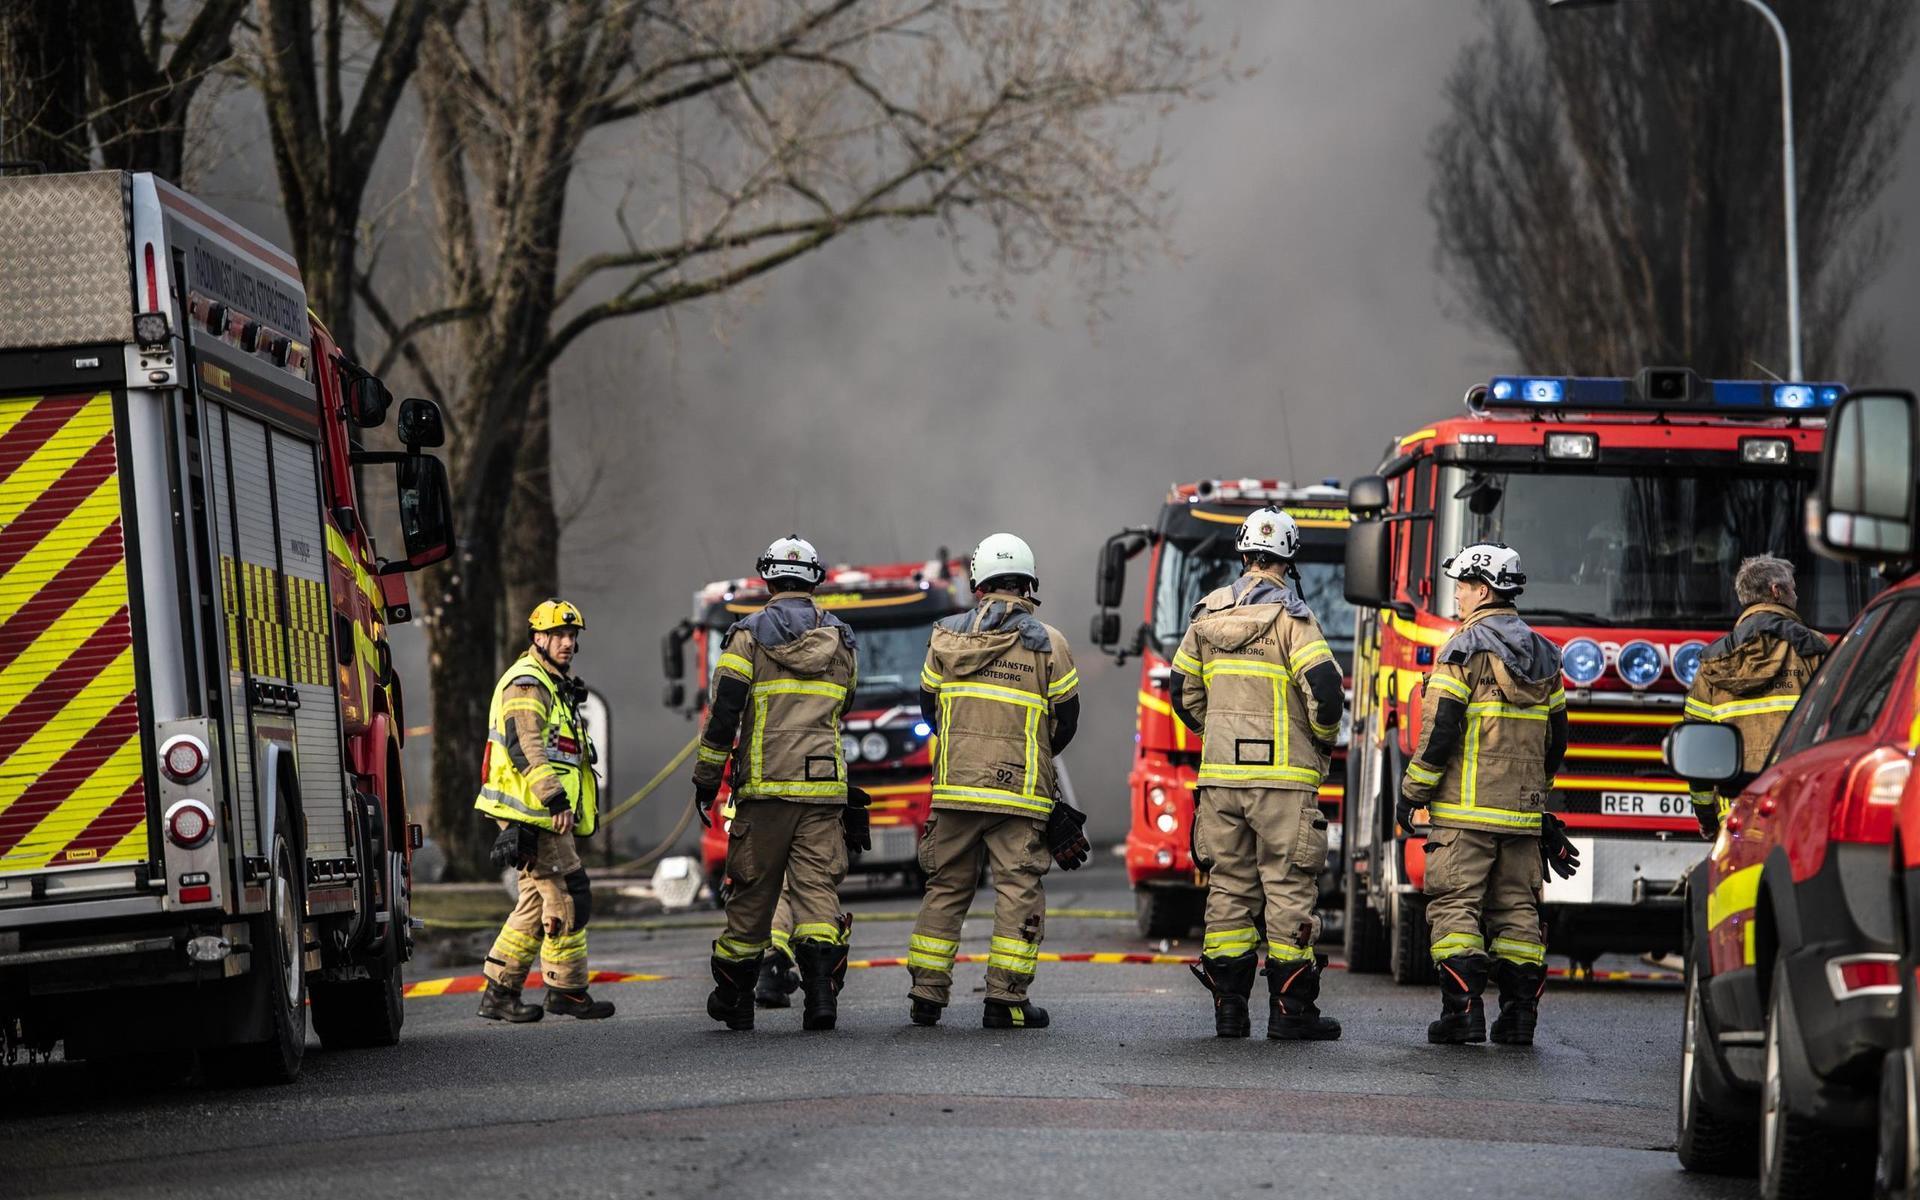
[[1484, 369, 1845, 414]]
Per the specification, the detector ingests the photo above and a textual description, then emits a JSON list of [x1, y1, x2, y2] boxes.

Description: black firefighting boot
[[983, 998, 1050, 1029], [755, 948, 800, 1009], [1428, 953, 1491, 1045], [477, 981, 544, 1023], [707, 953, 760, 1031], [545, 987, 615, 1019], [1264, 953, 1342, 1041], [910, 998, 944, 1026], [794, 940, 849, 1032], [1489, 959, 1546, 1046], [1188, 952, 1257, 1038]]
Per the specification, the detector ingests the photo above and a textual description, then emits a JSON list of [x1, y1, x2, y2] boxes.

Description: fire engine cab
[[0, 171, 453, 1079], [663, 555, 971, 899], [1342, 370, 1873, 983], [1090, 480, 1355, 938]]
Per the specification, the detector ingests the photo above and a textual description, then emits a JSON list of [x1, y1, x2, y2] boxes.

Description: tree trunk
[[500, 378, 559, 663], [422, 542, 506, 880], [0, 2, 88, 173], [298, 210, 361, 356]]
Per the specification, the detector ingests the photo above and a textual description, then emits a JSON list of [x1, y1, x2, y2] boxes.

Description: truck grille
[[1550, 706, 1687, 817]]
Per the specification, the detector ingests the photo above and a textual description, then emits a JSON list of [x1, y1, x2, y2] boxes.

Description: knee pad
[[565, 868, 593, 929]]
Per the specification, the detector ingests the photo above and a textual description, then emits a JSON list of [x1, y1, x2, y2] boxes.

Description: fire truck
[[1089, 480, 1356, 938], [663, 555, 971, 899], [0, 171, 453, 1080], [1341, 369, 1873, 984]]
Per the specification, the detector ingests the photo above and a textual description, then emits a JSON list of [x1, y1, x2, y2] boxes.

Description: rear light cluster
[[165, 799, 215, 849], [160, 734, 208, 784], [1148, 786, 1179, 834], [1827, 953, 1901, 1000], [1831, 747, 1910, 844]]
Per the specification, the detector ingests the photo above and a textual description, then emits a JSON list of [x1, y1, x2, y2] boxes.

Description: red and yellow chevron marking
[[0, 392, 146, 875]]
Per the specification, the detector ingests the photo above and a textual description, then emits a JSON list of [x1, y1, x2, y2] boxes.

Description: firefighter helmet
[[1235, 507, 1300, 560], [970, 532, 1039, 590], [529, 598, 586, 632], [1443, 543, 1527, 594], [757, 535, 827, 585]]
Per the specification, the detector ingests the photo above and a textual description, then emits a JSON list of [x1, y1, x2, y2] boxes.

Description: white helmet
[[1443, 542, 1526, 594], [756, 535, 826, 585], [1236, 507, 1300, 560], [970, 532, 1038, 590]]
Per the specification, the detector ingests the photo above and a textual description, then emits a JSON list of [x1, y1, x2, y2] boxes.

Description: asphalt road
[[2, 859, 1746, 1200]]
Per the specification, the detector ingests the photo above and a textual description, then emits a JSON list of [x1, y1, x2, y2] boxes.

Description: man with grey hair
[[1681, 554, 1830, 838]]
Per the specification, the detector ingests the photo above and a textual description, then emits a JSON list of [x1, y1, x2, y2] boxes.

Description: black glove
[[843, 786, 872, 854], [1395, 792, 1423, 837], [1539, 812, 1581, 881], [695, 785, 719, 829], [488, 822, 538, 871], [1693, 798, 1720, 841], [1046, 800, 1091, 871]]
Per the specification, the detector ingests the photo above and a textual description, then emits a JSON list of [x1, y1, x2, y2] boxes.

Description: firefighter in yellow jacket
[[1399, 545, 1578, 1047], [693, 536, 860, 1032], [1682, 554, 1829, 838], [474, 600, 613, 1022], [1170, 508, 1346, 1041], [907, 533, 1085, 1030]]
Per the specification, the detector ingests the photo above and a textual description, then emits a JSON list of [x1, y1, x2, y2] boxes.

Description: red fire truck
[[1090, 480, 1355, 938], [663, 555, 971, 899], [1341, 369, 1872, 984], [0, 171, 453, 1079]]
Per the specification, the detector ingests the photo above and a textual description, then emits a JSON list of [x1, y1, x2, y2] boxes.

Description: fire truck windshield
[[1152, 541, 1355, 669], [848, 619, 939, 705], [1434, 465, 1866, 630]]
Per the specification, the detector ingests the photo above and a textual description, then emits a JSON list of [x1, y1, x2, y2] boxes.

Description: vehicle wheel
[[1136, 889, 1195, 940], [1676, 956, 1758, 1174], [1879, 1047, 1918, 1200], [311, 928, 404, 1051], [1761, 958, 1870, 1198], [1343, 857, 1388, 973], [203, 831, 307, 1086], [1388, 891, 1435, 985]]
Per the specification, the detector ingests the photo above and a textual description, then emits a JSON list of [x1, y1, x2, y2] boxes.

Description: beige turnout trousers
[[908, 809, 1050, 1005], [484, 828, 589, 990], [1193, 785, 1327, 964], [715, 799, 848, 962], [1423, 825, 1546, 967]]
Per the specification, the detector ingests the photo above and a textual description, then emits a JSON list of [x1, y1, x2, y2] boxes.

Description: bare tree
[[82, 0, 248, 181], [380, 0, 1228, 875], [1429, 0, 1914, 380], [0, 2, 89, 172], [252, 0, 441, 354]]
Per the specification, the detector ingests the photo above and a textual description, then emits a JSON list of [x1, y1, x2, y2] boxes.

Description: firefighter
[[1397, 544, 1578, 1047], [1169, 508, 1346, 1041], [907, 533, 1084, 1030], [694, 536, 859, 1032], [1682, 554, 1830, 839], [474, 599, 614, 1022]]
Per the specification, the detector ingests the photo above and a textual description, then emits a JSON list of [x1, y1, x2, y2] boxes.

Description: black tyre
[[1761, 958, 1871, 1198], [1676, 957, 1758, 1175], [311, 932, 403, 1051], [1388, 890, 1435, 986], [1136, 888, 1197, 940], [1878, 1047, 1917, 1200], [1343, 857, 1388, 973], [203, 831, 307, 1086]]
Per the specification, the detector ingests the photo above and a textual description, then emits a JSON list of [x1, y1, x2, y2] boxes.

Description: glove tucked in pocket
[[843, 786, 872, 854], [488, 822, 539, 871]]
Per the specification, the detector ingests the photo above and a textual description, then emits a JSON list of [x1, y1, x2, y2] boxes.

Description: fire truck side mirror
[[662, 623, 690, 681], [1347, 474, 1389, 517], [343, 370, 393, 428], [1344, 520, 1391, 609], [663, 681, 686, 709], [1090, 611, 1121, 649], [383, 454, 454, 573], [1815, 390, 1917, 563], [396, 397, 447, 450], [1663, 721, 1742, 786]]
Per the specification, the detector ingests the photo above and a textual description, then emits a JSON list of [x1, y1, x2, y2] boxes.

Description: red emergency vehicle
[[1342, 370, 1873, 984], [663, 555, 971, 899], [0, 171, 452, 1079], [1090, 480, 1355, 938]]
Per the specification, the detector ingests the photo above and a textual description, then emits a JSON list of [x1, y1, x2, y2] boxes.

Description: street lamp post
[[1547, 0, 1804, 381]]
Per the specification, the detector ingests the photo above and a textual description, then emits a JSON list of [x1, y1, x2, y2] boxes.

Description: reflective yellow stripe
[[1047, 670, 1080, 697], [793, 921, 846, 944], [493, 927, 540, 957], [697, 745, 729, 765], [1429, 802, 1542, 830], [715, 936, 770, 962], [1203, 927, 1259, 959], [717, 652, 755, 680], [1291, 640, 1333, 671], [745, 780, 847, 797], [1430, 931, 1485, 960], [1428, 673, 1471, 701], [752, 679, 847, 699], [1684, 697, 1717, 720], [1266, 942, 1314, 962], [1201, 658, 1293, 682], [770, 929, 792, 954], [1491, 936, 1545, 966], [1547, 688, 1567, 712], [1195, 764, 1323, 785], [477, 785, 550, 822], [1405, 762, 1442, 786], [920, 666, 942, 689], [1699, 695, 1800, 720], [524, 763, 557, 785], [500, 698, 546, 716], [908, 933, 958, 972], [1708, 864, 1762, 930], [1172, 650, 1202, 674], [938, 680, 1045, 708], [1310, 720, 1340, 739], [1466, 700, 1550, 719], [545, 932, 588, 962], [931, 785, 1052, 814]]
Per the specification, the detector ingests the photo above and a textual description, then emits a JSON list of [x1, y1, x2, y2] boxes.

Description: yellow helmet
[[529, 598, 586, 633]]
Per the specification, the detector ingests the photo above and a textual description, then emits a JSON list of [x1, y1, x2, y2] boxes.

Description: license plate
[[1599, 791, 1691, 818]]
